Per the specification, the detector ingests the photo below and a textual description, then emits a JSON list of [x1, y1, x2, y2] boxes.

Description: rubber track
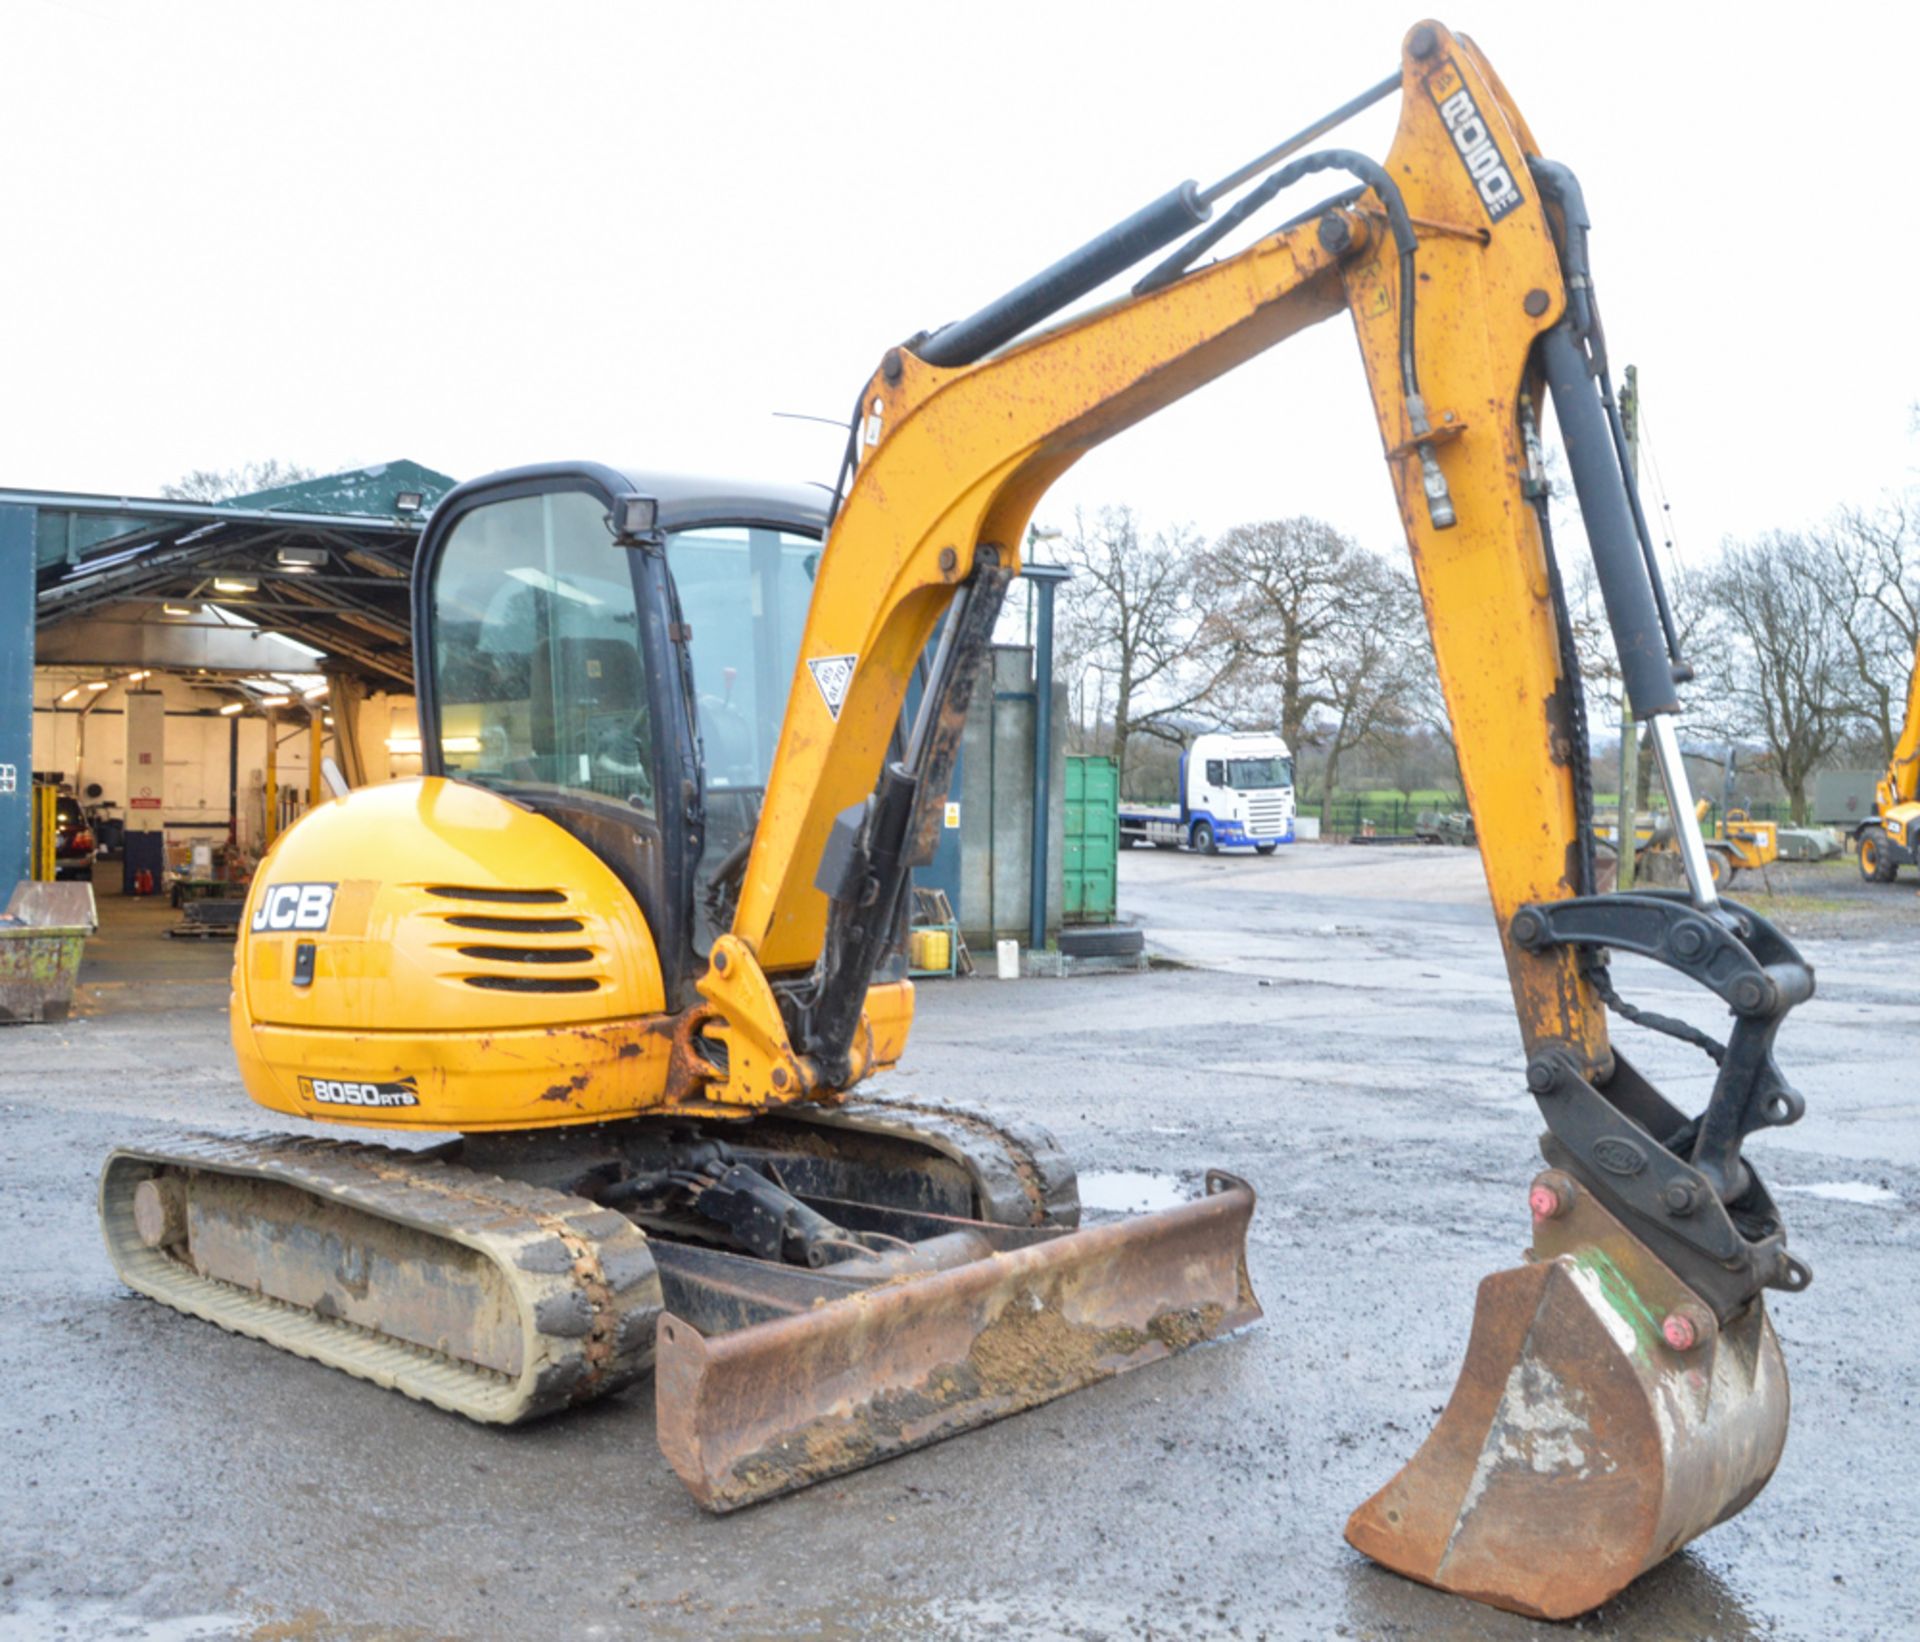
[[789, 1099, 1081, 1229], [100, 1132, 663, 1424]]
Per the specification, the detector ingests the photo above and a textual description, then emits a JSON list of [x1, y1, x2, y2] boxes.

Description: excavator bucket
[[655, 1172, 1260, 1510], [1345, 1171, 1788, 1619]]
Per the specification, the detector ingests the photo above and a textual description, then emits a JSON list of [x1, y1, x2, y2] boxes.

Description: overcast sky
[[5, 1, 1915, 563]]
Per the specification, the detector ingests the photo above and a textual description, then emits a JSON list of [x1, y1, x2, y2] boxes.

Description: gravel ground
[[1701, 853, 1916, 937], [0, 850, 1913, 1641]]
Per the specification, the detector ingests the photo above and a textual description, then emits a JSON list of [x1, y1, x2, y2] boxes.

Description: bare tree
[[1817, 494, 1920, 763], [1198, 523, 1430, 820], [1303, 558, 1429, 822], [1054, 506, 1237, 785], [1191, 517, 1359, 751], [162, 459, 318, 502], [1699, 532, 1862, 822]]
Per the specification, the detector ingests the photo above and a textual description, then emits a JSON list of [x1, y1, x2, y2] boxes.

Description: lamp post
[[1025, 526, 1071, 952]]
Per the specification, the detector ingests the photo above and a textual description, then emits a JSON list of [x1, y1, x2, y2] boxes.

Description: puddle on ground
[[1079, 1169, 1186, 1213], [0, 1604, 247, 1640], [1782, 1181, 1902, 1206]]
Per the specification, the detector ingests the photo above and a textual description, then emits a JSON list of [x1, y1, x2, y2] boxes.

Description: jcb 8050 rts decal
[[298, 1075, 420, 1109], [251, 882, 336, 932], [1427, 63, 1524, 223]]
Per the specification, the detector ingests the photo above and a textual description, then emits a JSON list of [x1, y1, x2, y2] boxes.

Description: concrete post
[[124, 691, 168, 892], [265, 707, 279, 848]]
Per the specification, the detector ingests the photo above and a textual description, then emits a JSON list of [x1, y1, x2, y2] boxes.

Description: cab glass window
[[666, 526, 819, 794], [430, 490, 656, 813], [1225, 756, 1293, 789]]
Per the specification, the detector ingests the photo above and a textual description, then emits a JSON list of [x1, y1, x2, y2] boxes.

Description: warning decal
[[806, 654, 858, 720]]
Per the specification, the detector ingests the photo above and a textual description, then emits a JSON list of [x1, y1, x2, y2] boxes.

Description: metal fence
[[1309, 796, 1798, 839]]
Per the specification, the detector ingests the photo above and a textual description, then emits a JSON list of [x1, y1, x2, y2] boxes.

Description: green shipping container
[[1063, 755, 1118, 925]]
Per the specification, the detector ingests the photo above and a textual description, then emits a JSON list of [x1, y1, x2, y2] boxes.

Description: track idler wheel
[[1345, 1172, 1789, 1620]]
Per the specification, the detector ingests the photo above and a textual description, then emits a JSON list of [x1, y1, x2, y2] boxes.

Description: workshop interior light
[[125, 670, 151, 684], [260, 694, 292, 707], [219, 702, 246, 716], [394, 491, 424, 515], [275, 545, 328, 572], [162, 604, 195, 617], [212, 575, 258, 594], [58, 687, 81, 703], [302, 683, 329, 700], [385, 734, 424, 754], [440, 736, 482, 754], [86, 680, 111, 692]]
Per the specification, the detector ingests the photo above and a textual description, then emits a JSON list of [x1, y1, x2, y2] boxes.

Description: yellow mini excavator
[[1856, 636, 1920, 881], [102, 20, 1814, 1621]]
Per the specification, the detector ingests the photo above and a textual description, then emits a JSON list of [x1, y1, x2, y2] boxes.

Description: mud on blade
[[655, 1173, 1260, 1510]]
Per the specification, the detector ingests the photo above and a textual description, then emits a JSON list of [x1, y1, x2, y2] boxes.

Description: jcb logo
[[1429, 68, 1524, 223], [251, 882, 336, 933]]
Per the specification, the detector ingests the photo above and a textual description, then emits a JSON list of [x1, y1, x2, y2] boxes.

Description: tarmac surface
[[2, 849, 1914, 1641]]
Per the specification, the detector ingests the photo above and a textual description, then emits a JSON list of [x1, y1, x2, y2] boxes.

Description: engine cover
[[232, 777, 671, 1130]]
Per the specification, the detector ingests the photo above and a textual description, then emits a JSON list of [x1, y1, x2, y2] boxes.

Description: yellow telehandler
[[1856, 637, 1920, 881], [101, 21, 1813, 1621]]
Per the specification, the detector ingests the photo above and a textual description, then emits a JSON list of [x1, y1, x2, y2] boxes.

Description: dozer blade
[[1345, 1170, 1789, 1620], [656, 1171, 1260, 1510]]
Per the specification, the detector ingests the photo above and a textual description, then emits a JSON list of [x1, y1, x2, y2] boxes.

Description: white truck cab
[[1119, 731, 1295, 854]]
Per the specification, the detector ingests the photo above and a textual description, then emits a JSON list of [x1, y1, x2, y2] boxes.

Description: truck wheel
[[1860, 828, 1899, 882], [1254, 843, 1277, 855], [1191, 820, 1217, 855]]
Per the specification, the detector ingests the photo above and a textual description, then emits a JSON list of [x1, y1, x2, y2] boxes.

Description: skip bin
[[0, 881, 97, 1024]]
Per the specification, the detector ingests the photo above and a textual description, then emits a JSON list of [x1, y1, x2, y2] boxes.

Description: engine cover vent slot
[[463, 974, 600, 994], [444, 914, 585, 934], [457, 945, 595, 966], [426, 886, 568, 905]]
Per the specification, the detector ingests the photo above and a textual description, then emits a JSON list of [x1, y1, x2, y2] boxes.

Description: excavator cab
[[416, 464, 832, 1003]]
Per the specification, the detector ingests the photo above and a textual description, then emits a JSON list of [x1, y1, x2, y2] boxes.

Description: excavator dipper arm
[[655, 22, 1812, 1611]]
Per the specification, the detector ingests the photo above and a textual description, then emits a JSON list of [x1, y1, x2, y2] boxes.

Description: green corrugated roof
[[222, 458, 457, 517]]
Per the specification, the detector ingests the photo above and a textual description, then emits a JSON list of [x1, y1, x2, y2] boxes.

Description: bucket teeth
[[1346, 1188, 1789, 1620]]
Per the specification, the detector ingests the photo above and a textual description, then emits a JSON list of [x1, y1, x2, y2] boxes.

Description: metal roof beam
[[0, 487, 424, 534]]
